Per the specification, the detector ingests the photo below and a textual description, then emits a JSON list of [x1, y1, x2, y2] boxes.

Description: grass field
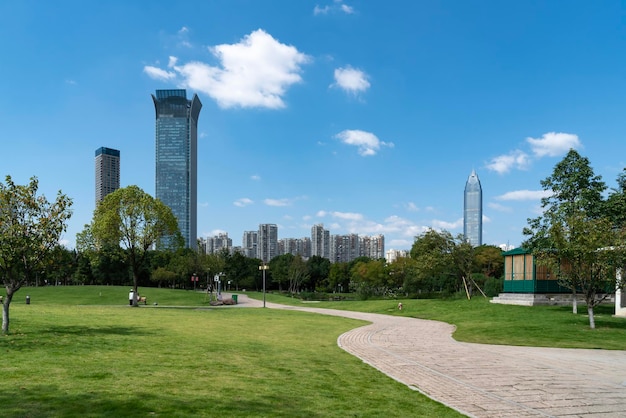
[[1, 286, 462, 418], [251, 291, 626, 350]]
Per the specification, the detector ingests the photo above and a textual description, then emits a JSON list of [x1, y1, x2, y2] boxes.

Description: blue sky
[[1, 1, 626, 251]]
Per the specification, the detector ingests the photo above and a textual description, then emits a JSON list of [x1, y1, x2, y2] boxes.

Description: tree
[[288, 255, 309, 294], [523, 150, 625, 327], [0, 176, 72, 333], [452, 235, 478, 298], [387, 256, 418, 295], [350, 259, 388, 299], [87, 186, 180, 306], [306, 255, 330, 291], [524, 149, 606, 251], [473, 245, 504, 278], [410, 229, 456, 293], [536, 213, 625, 328], [269, 254, 295, 292]]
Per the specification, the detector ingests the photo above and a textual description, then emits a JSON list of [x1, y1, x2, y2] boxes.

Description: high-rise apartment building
[[361, 234, 385, 259], [242, 231, 258, 258], [95, 147, 120, 205], [153, 89, 202, 249], [463, 169, 483, 246], [258, 224, 278, 263], [311, 224, 330, 259], [201, 233, 232, 255]]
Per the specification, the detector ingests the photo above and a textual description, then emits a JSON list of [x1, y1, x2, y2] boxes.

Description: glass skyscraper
[[463, 170, 482, 246], [95, 147, 120, 205], [152, 89, 202, 249]]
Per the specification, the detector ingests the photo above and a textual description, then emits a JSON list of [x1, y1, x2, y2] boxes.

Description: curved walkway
[[231, 294, 626, 417]]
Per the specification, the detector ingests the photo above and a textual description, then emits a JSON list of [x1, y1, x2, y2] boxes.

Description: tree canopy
[[523, 149, 626, 328], [0, 176, 72, 333], [86, 185, 180, 306]]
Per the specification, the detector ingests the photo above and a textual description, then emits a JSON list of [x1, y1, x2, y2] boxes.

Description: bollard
[[26, 295, 31, 305]]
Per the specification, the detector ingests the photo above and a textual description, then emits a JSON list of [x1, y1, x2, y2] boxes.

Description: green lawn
[[1, 286, 462, 418], [253, 291, 626, 350]]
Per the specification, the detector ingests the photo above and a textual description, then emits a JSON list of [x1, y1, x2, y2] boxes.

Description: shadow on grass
[[0, 386, 322, 417], [41, 325, 156, 337]]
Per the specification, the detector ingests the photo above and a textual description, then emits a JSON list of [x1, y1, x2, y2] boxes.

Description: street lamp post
[[259, 263, 269, 308]]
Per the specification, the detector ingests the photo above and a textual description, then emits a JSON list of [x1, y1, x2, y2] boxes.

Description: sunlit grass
[[251, 291, 626, 350], [1, 286, 462, 417]]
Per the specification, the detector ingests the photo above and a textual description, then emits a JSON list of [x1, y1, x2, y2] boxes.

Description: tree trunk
[[2, 294, 12, 334], [588, 305, 596, 329], [572, 292, 578, 314]]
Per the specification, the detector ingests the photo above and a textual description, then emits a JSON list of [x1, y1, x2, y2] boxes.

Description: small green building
[[502, 247, 570, 293]]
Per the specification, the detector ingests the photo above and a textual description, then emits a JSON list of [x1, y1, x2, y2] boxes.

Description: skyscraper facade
[[242, 230, 258, 258], [463, 170, 483, 246], [257, 224, 278, 263], [95, 147, 120, 205], [153, 89, 202, 249], [311, 224, 330, 259]]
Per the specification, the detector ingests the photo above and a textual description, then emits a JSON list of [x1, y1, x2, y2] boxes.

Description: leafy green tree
[[224, 252, 259, 291], [387, 256, 418, 295], [605, 168, 626, 229], [524, 149, 606, 251], [350, 259, 388, 299], [452, 235, 477, 298], [151, 266, 178, 288], [410, 229, 456, 294], [306, 255, 330, 291], [523, 150, 625, 326], [0, 176, 72, 333], [87, 185, 180, 306], [269, 253, 295, 292], [473, 245, 504, 278], [536, 213, 625, 328], [287, 255, 309, 294], [328, 262, 350, 293]]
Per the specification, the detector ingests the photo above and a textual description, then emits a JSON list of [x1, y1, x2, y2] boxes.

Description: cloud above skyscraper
[[526, 132, 581, 157], [486, 131, 581, 174], [144, 29, 310, 109]]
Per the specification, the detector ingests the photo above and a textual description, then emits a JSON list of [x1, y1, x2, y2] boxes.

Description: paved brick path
[[232, 294, 626, 417]]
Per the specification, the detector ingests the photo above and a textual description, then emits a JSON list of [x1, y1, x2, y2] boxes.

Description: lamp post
[[191, 273, 198, 291], [259, 263, 269, 308]]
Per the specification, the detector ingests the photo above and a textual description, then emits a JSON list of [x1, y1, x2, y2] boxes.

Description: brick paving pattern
[[232, 294, 626, 417]]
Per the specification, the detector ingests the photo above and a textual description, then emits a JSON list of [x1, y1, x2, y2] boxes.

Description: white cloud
[[486, 132, 583, 175], [144, 29, 310, 109], [526, 132, 581, 157], [406, 202, 419, 212], [250, 174, 261, 181], [335, 129, 393, 156], [313, 5, 330, 14], [233, 198, 254, 207], [143, 66, 176, 81], [431, 218, 463, 230], [264, 198, 291, 207], [496, 190, 552, 201], [314, 2, 354, 15], [330, 211, 364, 221], [487, 202, 513, 213], [333, 66, 370, 94], [486, 150, 530, 174], [340, 4, 355, 14]]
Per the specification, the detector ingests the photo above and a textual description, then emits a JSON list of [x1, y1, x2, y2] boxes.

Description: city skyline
[[2, 2, 626, 252]]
